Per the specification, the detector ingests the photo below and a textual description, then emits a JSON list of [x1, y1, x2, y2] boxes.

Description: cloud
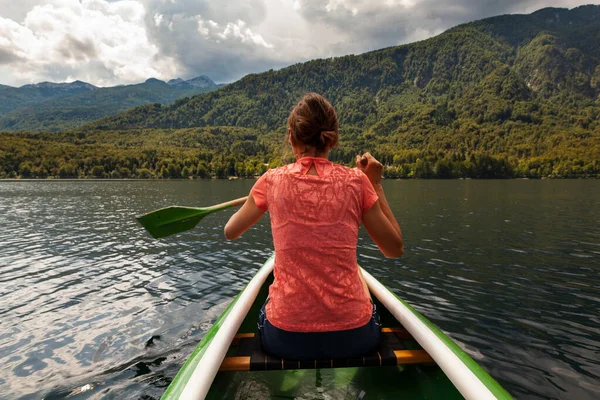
[[0, 47, 25, 65], [0, 0, 42, 22], [291, 0, 597, 55], [0, 0, 182, 86], [141, 0, 285, 84], [57, 34, 98, 61], [0, 0, 596, 86]]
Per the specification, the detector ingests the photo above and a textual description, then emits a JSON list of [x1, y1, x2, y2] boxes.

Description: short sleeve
[[251, 171, 269, 211], [360, 172, 379, 212]]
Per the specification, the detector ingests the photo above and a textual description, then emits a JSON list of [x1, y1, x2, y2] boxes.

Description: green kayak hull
[[162, 256, 512, 399]]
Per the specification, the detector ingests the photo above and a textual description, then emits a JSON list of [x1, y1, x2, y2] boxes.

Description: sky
[[0, 0, 597, 87]]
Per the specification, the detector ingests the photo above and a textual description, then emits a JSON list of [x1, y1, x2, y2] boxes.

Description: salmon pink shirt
[[251, 157, 379, 332]]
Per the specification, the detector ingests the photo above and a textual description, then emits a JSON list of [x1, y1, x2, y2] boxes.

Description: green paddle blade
[[136, 206, 211, 239], [137, 197, 246, 239]]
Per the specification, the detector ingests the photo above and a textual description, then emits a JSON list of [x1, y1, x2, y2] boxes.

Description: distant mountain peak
[[186, 75, 216, 88], [167, 78, 186, 85], [166, 77, 194, 89], [21, 81, 97, 90], [145, 78, 166, 84], [166, 75, 217, 90]]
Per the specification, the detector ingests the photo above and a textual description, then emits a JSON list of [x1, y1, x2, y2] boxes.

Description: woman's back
[[224, 92, 402, 359], [252, 157, 378, 332]]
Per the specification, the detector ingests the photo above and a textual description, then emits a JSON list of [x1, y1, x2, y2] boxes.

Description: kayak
[[162, 255, 512, 399]]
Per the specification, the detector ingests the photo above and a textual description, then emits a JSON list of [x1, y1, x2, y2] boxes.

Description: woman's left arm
[[224, 194, 265, 240]]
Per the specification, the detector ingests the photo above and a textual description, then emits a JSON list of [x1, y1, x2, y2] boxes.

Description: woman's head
[[287, 93, 339, 156]]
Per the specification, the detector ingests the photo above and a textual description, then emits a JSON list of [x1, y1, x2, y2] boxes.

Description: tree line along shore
[[1, 126, 597, 180]]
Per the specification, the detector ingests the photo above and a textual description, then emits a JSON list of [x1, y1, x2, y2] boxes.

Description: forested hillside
[[1, 6, 599, 179], [0, 76, 222, 132]]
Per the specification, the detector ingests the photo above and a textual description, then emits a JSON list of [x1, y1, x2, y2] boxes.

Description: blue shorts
[[258, 300, 381, 360]]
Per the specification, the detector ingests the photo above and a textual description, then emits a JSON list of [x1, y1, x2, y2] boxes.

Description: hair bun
[[287, 93, 339, 152], [320, 130, 336, 146]]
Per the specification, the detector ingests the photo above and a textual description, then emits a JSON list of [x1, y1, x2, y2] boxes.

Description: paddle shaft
[[208, 196, 248, 211]]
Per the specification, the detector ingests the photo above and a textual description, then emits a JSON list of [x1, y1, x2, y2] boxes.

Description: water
[[0, 180, 598, 400]]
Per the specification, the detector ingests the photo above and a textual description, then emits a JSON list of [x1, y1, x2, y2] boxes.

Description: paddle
[[137, 197, 248, 239]]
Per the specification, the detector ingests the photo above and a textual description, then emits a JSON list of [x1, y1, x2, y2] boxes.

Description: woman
[[224, 93, 403, 360]]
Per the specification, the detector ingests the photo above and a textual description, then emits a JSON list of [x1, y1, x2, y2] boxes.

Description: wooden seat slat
[[219, 350, 434, 371]]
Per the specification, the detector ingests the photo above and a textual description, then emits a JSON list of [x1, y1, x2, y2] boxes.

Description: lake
[[0, 180, 599, 399]]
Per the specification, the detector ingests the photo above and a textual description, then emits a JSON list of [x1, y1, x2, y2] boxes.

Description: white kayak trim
[[361, 267, 498, 400], [179, 257, 275, 400]]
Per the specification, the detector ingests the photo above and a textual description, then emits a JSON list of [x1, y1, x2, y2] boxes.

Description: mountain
[[1, 6, 599, 179], [0, 76, 222, 132], [19, 80, 97, 93], [186, 76, 218, 88], [0, 80, 97, 116], [87, 6, 599, 132], [167, 78, 190, 88], [167, 75, 217, 90]]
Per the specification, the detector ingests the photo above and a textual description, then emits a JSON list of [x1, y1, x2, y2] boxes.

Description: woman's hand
[[356, 152, 404, 258], [355, 152, 383, 186]]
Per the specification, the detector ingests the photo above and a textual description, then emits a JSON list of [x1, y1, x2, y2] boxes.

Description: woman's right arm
[[357, 153, 404, 258]]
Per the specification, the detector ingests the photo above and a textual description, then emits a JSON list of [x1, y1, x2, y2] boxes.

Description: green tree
[[137, 168, 152, 179], [181, 166, 191, 178], [90, 165, 105, 178]]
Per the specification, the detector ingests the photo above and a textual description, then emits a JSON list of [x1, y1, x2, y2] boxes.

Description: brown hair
[[287, 93, 339, 153]]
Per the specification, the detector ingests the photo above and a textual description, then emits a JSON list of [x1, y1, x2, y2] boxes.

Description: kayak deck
[[205, 273, 464, 399]]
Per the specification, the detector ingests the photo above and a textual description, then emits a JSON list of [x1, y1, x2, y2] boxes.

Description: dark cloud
[[0, 48, 24, 65], [141, 0, 269, 31], [144, 0, 284, 83], [58, 35, 98, 62], [295, 0, 594, 55]]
